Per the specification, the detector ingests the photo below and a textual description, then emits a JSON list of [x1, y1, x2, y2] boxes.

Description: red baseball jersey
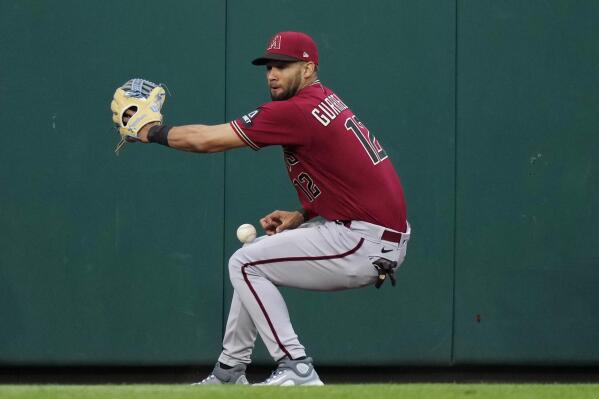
[[230, 80, 407, 232]]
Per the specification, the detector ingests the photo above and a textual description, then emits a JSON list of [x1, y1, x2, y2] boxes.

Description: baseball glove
[[111, 78, 166, 153]]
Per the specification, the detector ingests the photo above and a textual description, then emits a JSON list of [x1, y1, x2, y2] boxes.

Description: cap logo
[[302, 51, 309, 58], [267, 35, 281, 50]]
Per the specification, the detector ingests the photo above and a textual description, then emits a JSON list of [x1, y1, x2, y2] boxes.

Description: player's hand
[[260, 210, 304, 235], [122, 109, 159, 143]]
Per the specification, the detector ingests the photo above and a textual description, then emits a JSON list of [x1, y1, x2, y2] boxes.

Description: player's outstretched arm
[[136, 121, 246, 153], [113, 81, 246, 153]]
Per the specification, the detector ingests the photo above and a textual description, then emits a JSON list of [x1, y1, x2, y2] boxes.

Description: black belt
[[336, 220, 403, 244]]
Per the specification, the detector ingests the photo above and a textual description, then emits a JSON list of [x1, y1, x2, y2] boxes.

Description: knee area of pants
[[228, 248, 265, 283], [228, 247, 250, 277]]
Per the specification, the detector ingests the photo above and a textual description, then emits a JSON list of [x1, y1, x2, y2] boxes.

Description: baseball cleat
[[254, 357, 324, 386], [192, 362, 249, 385]]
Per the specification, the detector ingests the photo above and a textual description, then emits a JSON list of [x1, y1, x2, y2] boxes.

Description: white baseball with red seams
[[236, 224, 257, 243]]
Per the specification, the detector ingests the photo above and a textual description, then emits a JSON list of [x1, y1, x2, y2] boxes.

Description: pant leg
[[217, 290, 258, 366], [226, 220, 381, 361]]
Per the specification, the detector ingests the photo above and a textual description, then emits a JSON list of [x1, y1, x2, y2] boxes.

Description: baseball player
[[113, 31, 410, 386]]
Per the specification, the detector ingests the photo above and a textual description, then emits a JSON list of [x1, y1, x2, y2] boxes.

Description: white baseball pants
[[217, 219, 410, 365]]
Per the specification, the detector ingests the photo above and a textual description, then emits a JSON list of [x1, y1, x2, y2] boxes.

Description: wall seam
[[221, 0, 229, 341], [450, 0, 459, 366]]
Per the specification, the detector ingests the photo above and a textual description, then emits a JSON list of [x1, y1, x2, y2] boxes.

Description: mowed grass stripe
[[1, 384, 599, 399]]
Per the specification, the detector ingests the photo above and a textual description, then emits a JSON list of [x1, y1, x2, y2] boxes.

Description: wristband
[[147, 125, 172, 146], [298, 208, 310, 222]]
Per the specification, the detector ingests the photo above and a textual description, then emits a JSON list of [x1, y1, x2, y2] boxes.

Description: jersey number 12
[[344, 116, 388, 165]]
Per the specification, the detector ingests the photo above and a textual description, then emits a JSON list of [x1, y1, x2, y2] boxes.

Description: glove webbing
[[122, 78, 159, 98]]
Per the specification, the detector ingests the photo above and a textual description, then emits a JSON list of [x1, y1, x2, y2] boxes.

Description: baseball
[[236, 223, 257, 243]]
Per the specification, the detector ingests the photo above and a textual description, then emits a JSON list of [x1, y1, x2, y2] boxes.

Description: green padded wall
[[454, 1, 599, 364], [224, 0, 455, 365], [0, 0, 226, 364], [1, 0, 598, 367]]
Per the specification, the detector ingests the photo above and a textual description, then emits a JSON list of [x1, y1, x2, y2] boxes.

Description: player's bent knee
[[228, 246, 265, 286], [228, 247, 249, 282]]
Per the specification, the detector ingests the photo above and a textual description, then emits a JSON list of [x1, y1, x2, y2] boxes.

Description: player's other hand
[[122, 109, 159, 143], [260, 210, 304, 235]]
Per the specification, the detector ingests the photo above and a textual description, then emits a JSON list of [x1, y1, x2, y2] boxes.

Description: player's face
[[266, 61, 304, 101]]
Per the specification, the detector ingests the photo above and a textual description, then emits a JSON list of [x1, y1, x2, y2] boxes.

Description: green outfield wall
[[1, 0, 597, 366]]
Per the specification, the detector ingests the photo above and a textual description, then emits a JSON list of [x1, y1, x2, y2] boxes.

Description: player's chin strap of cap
[[372, 258, 398, 289]]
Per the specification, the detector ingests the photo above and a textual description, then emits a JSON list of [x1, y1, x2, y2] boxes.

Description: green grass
[[1, 384, 599, 399]]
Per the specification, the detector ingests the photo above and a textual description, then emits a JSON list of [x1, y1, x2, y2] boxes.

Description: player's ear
[[303, 62, 316, 78]]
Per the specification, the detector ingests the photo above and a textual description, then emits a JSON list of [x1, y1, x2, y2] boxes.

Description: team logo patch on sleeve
[[242, 110, 260, 127]]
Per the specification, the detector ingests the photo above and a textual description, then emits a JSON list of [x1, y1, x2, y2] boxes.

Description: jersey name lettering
[[311, 94, 348, 126]]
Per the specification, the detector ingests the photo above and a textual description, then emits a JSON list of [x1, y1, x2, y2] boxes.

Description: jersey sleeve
[[229, 101, 309, 150]]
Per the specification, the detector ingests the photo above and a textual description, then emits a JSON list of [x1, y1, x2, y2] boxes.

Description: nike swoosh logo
[[381, 248, 393, 253]]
